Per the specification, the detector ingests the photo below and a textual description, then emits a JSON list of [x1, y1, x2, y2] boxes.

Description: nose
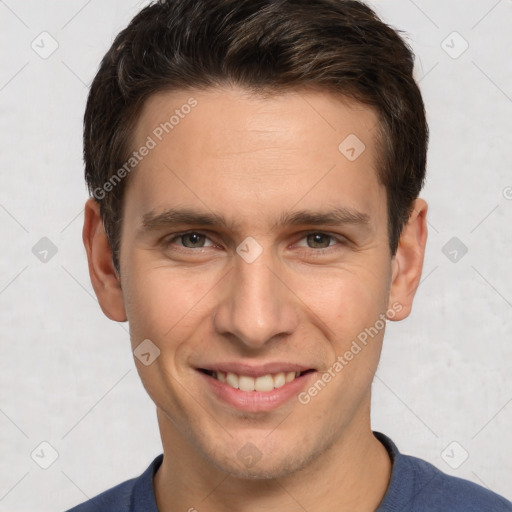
[[212, 246, 300, 349]]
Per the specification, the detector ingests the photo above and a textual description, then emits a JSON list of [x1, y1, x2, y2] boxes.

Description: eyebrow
[[139, 206, 370, 234]]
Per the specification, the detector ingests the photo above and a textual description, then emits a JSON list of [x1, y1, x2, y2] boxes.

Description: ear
[[388, 198, 428, 321], [82, 197, 127, 322]]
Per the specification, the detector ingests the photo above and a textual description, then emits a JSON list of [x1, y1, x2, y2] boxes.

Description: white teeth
[[239, 375, 255, 392], [225, 372, 239, 389], [212, 370, 304, 391], [254, 374, 274, 392], [285, 371, 296, 383], [273, 372, 286, 389]]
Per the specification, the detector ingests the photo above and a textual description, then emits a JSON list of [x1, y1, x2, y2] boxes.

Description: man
[[68, 0, 511, 510]]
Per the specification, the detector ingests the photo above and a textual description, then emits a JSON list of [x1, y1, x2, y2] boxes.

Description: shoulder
[[65, 478, 136, 511], [64, 454, 163, 512], [401, 453, 512, 511], [374, 432, 512, 512]]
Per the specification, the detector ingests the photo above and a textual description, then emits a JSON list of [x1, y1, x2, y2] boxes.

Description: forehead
[[125, 85, 385, 229], [133, 85, 379, 157]]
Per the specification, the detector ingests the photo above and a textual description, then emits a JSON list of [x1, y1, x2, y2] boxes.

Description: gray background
[[0, 0, 511, 510]]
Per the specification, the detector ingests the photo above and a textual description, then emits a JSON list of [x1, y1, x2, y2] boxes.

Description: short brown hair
[[84, 0, 428, 273]]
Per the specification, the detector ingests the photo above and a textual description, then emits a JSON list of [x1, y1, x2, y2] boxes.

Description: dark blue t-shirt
[[66, 432, 511, 511]]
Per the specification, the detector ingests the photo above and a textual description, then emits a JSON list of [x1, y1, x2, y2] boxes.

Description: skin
[[83, 85, 428, 511]]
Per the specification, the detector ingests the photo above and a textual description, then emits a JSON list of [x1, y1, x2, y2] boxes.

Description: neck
[[154, 403, 391, 512]]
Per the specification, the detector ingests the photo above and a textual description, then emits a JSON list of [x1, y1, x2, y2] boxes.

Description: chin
[[203, 439, 320, 481], [215, 457, 306, 480]]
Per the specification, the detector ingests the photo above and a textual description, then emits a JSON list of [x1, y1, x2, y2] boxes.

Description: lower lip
[[198, 370, 317, 412]]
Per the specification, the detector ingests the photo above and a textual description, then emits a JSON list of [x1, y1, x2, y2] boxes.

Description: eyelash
[[162, 231, 347, 255]]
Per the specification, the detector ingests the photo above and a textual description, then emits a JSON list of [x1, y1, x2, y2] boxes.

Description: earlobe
[[388, 198, 428, 321], [82, 197, 127, 322]]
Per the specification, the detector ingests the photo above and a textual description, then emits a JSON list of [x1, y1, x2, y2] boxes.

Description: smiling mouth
[[199, 369, 315, 392]]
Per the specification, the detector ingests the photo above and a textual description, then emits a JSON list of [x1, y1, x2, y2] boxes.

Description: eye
[[162, 230, 346, 255], [164, 231, 215, 249], [296, 232, 341, 250]]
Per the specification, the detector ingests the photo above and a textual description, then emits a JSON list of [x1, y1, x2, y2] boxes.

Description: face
[[86, 85, 426, 479]]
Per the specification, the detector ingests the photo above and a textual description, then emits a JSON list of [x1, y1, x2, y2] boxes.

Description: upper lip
[[197, 362, 315, 377]]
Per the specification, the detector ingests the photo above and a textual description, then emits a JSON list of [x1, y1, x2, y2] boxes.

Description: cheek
[[122, 259, 220, 346], [300, 271, 388, 412], [302, 264, 390, 341]]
